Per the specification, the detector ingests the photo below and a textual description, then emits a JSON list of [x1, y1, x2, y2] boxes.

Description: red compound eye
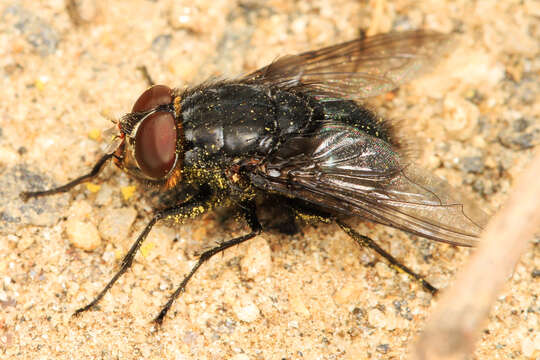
[[135, 112, 177, 179], [132, 85, 172, 113]]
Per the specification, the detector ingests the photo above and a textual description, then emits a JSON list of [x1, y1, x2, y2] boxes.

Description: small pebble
[[66, 0, 98, 25], [240, 237, 272, 280], [152, 34, 172, 54], [68, 200, 93, 219], [3, 4, 59, 56], [16, 233, 33, 252], [167, 1, 217, 33], [289, 290, 311, 317], [376, 344, 389, 354], [168, 3, 200, 31], [288, 320, 299, 329], [443, 93, 479, 141], [93, 184, 114, 206], [499, 128, 539, 150], [143, 225, 179, 261], [368, 308, 387, 328], [230, 355, 249, 360], [98, 207, 137, 244], [333, 281, 363, 305], [513, 118, 530, 132], [233, 300, 260, 323], [66, 218, 101, 251], [520, 336, 537, 358], [0, 146, 18, 166], [460, 156, 485, 174], [375, 262, 393, 279], [128, 287, 150, 322]]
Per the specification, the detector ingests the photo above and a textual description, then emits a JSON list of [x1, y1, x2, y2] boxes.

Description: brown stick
[[411, 150, 540, 360]]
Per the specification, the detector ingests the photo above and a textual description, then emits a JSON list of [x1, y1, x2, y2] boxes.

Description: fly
[[21, 30, 488, 325]]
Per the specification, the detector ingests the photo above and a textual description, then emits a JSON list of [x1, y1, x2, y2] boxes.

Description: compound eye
[[135, 112, 177, 179], [132, 85, 172, 113]]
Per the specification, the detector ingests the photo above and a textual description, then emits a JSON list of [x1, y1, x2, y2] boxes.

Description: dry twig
[[411, 151, 540, 359]]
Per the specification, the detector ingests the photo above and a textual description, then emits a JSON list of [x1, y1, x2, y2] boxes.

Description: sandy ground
[[1, 0, 539, 359]]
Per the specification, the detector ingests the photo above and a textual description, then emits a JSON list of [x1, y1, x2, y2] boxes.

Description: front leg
[[73, 191, 218, 316]]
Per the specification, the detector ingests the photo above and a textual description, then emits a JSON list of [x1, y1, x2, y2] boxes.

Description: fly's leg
[[20, 153, 114, 200], [73, 194, 217, 316], [336, 220, 438, 294], [153, 201, 262, 325]]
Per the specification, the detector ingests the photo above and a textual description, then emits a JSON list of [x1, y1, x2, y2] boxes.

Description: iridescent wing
[[242, 30, 452, 99], [251, 122, 487, 246]]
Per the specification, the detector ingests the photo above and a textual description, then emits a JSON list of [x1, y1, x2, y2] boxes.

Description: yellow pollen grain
[[85, 183, 101, 193], [88, 128, 101, 141], [121, 185, 137, 201], [217, 177, 226, 188], [140, 241, 155, 257], [34, 78, 46, 91]]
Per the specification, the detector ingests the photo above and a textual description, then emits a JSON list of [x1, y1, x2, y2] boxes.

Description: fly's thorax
[[180, 83, 278, 162], [179, 83, 317, 164]]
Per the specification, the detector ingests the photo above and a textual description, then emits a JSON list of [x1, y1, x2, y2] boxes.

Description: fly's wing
[[242, 30, 453, 99], [251, 123, 487, 246]]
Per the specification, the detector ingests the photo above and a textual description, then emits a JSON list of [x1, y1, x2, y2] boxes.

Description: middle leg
[[337, 220, 438, 294], [154, 201, 262, 325]]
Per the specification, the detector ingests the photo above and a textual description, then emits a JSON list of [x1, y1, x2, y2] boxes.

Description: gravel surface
[[1, 0, 539, 359]]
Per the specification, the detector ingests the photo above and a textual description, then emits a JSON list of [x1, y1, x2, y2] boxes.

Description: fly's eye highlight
[[135, 111, 177, 179], [132, 84, 173, 112]]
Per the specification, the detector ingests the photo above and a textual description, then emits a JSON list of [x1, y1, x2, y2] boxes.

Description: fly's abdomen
[[319, 99, 393, 144], [273, 91, 319, 136]]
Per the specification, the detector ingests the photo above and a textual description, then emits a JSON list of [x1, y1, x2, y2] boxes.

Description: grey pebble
[[151, 34, 172, 54], [461, 156, 485, 174], [0, 166, 68, 235], [3, 4, 59, 56]]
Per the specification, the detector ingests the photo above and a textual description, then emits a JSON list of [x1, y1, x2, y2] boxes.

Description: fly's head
[[108, 85, 184, 189]]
